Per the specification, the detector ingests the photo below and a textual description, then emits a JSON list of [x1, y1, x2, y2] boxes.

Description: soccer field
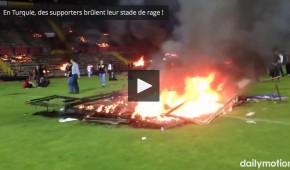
[[0, 76, 289, 170]]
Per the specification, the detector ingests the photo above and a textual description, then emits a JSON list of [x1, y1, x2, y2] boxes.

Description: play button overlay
[[128, 70, 159, 101], [137, 78, 152, 93]]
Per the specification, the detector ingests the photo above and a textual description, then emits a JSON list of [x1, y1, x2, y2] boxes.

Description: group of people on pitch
[[64, 58, 117, 94], [23, 64, 50, 89]]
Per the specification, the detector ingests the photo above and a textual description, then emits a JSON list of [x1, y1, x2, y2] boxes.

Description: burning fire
[[97, 43, 109, 47], [33, 33, 43, 38], [79, 97, 129, 115], [133, 56, 145, 67], [68, 28, 73, 33], [43, 70, 50, 74], [59, 63, 68, 71], [0, 54, 32, 62], [73, 73, 233, 127], [133, 73, 224, 120], [78, 36, 88, 43], [165, 53, 178, 58]]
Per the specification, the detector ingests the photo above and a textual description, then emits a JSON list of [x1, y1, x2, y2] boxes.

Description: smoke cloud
[[163, 0, 290, 60], [112, 0, 290, 80], [107, 0, 177, 45]]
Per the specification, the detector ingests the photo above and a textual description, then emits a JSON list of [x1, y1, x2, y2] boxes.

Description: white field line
[[221, 115, 290, 126]]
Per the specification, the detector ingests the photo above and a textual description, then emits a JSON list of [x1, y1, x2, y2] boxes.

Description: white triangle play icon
[[137, 78, 152, 93]]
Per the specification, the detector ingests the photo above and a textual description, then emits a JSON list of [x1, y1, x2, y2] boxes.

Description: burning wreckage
[[27, 52, 287, 129], [26, 70, 254, 129]]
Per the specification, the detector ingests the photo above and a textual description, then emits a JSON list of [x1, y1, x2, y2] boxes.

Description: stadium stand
[[1, 51, 136, 78], [0, 18, 149, 80]]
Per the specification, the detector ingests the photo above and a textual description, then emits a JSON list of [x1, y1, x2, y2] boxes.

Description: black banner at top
[[0, 5, 169, 20]]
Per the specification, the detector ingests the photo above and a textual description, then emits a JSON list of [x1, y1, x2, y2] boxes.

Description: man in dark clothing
[[65, 62, 74, 93], [98, 59, 106, 87], [269, 53, 280, 80], [34, 65, 44, 86], [282, 52, 290, 76], [38, 77, 50, 87]]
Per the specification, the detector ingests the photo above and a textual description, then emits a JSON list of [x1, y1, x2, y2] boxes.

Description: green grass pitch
[[0, 75, 289, 170]]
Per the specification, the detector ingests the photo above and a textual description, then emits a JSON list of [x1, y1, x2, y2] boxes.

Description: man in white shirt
[[275, 49, 285, 77], [87, 64, 92, 78], [108, 61, 113, 79], [70, 58, 80, 94]]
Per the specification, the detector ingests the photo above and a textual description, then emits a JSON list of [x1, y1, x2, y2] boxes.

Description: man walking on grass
[[70, 58, 80, 94]]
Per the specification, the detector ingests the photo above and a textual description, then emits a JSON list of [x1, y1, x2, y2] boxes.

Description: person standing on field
[[98, 59, 106, 87], [70, 58, 80, 93], [87, 64, 92, 78]]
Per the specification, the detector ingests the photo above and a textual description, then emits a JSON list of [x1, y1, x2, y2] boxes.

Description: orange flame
[[68, 28, 73, 33], [132, 73, 224, 120], [134, 56, 145, 67], [165, 53, 178, 58], [33, 33, 42, 38], [78, 97, 130, 117], [1, 54, 32, 62], [59, 63, 68, 71], [97, 43, 109, 47], [78, 36, 87, 43]]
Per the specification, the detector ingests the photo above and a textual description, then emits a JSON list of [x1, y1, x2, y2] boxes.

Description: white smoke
[[162, 0, 238, 55], [163, 0, 290, 58], [113, 0, 290, 68], [107, 0, 177, 45], [107, 20, 128, 45]]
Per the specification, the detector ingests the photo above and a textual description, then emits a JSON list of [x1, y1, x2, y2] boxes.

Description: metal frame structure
[[26, 90, 238, 128]]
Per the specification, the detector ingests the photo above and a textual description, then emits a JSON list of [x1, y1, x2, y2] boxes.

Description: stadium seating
[[0, 51, 135, 78], [0, 18, 148, 79]]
